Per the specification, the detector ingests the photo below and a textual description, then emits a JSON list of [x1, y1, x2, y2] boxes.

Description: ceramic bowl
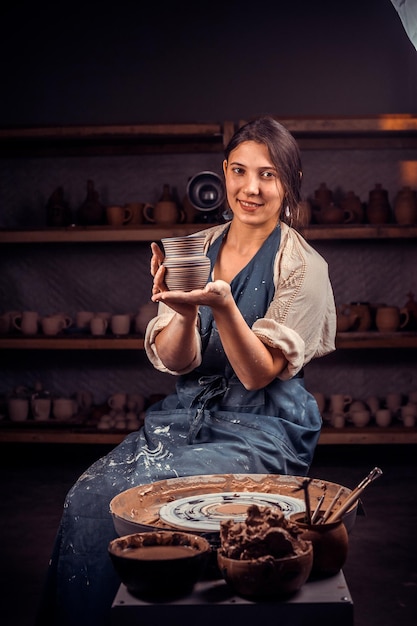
[[217, 542, 313, 599], [108, 531, 211, 600]]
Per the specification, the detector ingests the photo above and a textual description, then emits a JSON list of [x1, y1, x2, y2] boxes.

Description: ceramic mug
[[401, 410, 416, 428], [331, 412, 346, 429], [53, 398, 77, 421], [124, 202, 145, 225], [41, 314, 70, 336], [12, 311, 39, 335], [108, 393, 127, 411], [111, 314, 131, 335], [143, 202, 185, 225], [126, 393, 145, 413], [375, 306, 409, 332], [375, 408, 392, 428], [329, 394, 352, 413], [385, 392, 402, 412], [349, 409, 371, 428], [90, 316, 108, 336], [106, 205, 133, 226], [31, 396, 51, 421], [8, 397, 29, 422], [76, 311, 94, 329]]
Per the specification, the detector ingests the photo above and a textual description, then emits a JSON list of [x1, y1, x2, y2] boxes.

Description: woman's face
[[223, 140, 285, 228]]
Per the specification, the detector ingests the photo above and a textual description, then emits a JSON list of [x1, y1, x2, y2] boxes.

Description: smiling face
[[223, 140, 286, 229]]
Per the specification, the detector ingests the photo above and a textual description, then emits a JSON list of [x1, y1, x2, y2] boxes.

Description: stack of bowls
[[162, 235, 211, 291]]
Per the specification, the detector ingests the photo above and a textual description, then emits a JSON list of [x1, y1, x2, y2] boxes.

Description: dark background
[[0, 0, 416, 127]]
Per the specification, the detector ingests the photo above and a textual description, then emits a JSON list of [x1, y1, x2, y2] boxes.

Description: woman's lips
[[239, 199, 262, 211]]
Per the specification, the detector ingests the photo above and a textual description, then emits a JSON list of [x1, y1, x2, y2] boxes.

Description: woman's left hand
[[152, 280, 232, 309]]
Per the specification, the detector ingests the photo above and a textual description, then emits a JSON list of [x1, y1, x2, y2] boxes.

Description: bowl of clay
[[217, 544, 313, 599], [217, 505, 313, 599], [108, 531, 210, 600]]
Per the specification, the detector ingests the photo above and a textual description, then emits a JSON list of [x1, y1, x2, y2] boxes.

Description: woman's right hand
[[150, 242, 168, 296]]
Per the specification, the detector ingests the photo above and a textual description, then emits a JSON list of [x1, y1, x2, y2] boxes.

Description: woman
[[37, 116, 336, 626]]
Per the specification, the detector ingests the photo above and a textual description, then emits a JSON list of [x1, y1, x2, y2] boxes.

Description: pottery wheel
[[158, 491, 305, 532]]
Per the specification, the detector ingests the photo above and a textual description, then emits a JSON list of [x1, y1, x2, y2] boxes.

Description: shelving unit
[[1, 117, 416, 445]]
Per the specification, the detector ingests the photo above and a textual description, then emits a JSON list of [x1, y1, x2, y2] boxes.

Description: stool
[[111, 570, 353, 626]]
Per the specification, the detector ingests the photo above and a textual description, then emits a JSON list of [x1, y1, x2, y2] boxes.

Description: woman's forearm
[[212, 300, 287, 390], [154, 310, 199, 372]]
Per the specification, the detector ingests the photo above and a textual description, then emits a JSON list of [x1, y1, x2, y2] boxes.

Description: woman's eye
[[261, 170, 275, 179], [232, 167, 244, 175]]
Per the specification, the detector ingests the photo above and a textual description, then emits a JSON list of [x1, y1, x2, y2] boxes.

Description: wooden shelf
[[0, 336, 145, 350], [318, 426, 417, 445], [1, 224, 416, 244], [1, 332, 416, 351], [1, 116, 416, 158], [0, 224, 212, 244], [0, 122, 233, 157], [0, 425, 415, 446], [335, 332, 417, 349]]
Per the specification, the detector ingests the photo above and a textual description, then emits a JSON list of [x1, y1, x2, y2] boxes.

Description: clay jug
[[366, 184, 391, 224], [77, 180, 105, 225], [290, 513, 349, 578], [393, 186, 417, 225], [46, 186, 72, 227], [342, 191, 364, 223]]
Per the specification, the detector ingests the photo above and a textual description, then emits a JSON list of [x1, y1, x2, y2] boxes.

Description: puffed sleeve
[[252, 224, 336, 380]]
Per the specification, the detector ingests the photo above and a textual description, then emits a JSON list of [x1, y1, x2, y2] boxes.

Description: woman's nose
[[243, 175, 259, 196]]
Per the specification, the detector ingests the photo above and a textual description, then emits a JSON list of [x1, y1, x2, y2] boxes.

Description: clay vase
[[290, 513, 349, 578], [393, 186, 417, 225], [366, 184, 391, 224]]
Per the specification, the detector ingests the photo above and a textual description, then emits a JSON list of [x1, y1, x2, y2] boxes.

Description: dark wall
[[1, 0, 416, 126]]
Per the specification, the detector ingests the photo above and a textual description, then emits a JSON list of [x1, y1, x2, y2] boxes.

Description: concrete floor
[[1, 443, 416, 626]]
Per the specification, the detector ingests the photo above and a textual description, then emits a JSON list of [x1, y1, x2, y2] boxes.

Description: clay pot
[[290, 513, 349, 578], [336, 305, 359, 332], [348, 302, 372, 331], [314, 183, 333, 207], [393, 186, 417, 225]]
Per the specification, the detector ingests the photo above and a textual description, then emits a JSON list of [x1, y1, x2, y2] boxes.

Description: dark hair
[[224, 116, 304, 228]]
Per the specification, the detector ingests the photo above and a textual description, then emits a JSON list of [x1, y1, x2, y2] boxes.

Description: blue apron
[[38, 225, 321, 626]]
